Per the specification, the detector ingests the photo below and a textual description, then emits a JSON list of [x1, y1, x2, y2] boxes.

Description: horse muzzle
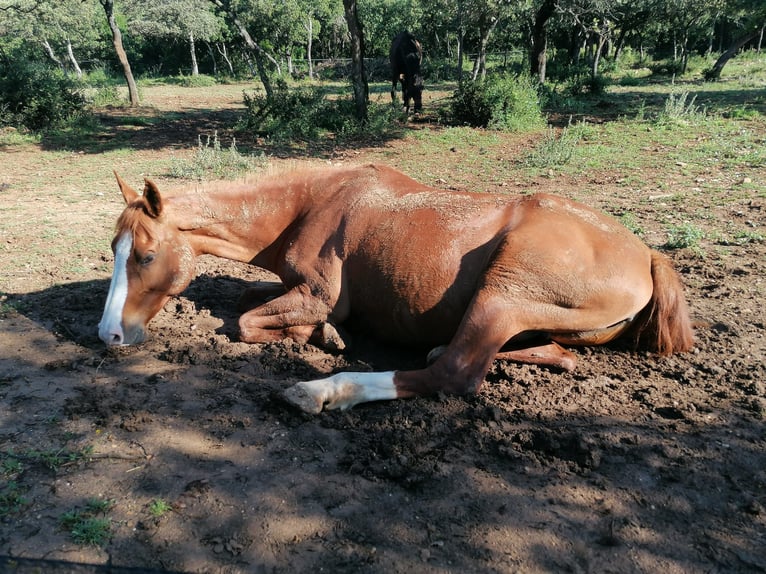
[[98, 321, 145, 347]]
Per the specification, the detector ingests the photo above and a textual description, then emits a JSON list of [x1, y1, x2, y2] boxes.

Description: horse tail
[[627, 250, 694, 355]]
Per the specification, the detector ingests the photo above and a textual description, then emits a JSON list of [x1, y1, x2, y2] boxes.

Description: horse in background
[[390, 31, 423, 113]]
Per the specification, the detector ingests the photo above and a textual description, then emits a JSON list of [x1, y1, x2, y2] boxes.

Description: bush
[[448, 74, 546, 131], [240, 80, 335, 139], [176, 73, 218, 88], [0, 57, 86, 131], [240, 79, 399, 141], [168, 132, 266, 180], [523, 125, 581, 168]]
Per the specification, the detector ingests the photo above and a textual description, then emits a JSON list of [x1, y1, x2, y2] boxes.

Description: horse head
[[98, 174, 196, 346]]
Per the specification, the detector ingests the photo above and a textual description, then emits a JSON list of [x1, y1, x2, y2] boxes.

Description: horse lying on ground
[[390, 31, 423, 113], [99, 163, 693, 413]]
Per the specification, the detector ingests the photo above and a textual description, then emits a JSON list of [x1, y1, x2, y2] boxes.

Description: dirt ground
[[1, 86, 765, 574]]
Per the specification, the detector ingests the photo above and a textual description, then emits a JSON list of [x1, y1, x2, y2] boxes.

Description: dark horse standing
[[390, 31, 423, 113]]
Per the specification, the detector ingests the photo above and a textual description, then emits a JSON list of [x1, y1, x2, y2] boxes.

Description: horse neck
[[165, 177, 313, 269]]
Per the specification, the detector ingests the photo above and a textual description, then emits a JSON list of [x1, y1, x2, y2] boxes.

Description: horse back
[[390, 31, 422, 77]]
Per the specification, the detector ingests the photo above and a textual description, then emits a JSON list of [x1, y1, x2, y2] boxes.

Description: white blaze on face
[[282, 371, 398, 414], [98, 232, 132, 345]]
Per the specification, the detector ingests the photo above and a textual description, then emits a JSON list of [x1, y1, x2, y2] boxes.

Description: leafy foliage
[[523, 125, 581, 168], [665, 222, 705, 250], [0, 55, 86, 131], [449, 74, 546, 131], [239, 79, 398, 141]]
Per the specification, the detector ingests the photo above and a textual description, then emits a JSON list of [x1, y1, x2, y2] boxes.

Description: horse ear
[[114, 171, 139, 204], [142, 179, 163, 218]]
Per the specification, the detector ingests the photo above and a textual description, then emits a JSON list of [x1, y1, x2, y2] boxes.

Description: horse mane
[[114, 163, 379, 236]]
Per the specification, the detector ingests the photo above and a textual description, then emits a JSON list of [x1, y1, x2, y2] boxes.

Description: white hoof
[[282, 372, 398, 414], [282, 382, 325, 414]]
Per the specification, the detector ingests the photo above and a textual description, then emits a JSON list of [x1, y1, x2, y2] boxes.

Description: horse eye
[[139, 253, 156, 266]]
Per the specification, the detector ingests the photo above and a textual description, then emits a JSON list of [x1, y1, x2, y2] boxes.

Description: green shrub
[[239, 79, 398, 142], [523, 125, 581, 168], [656, 91, 706, 125], [176, 73, 218, 88], [0, 57, 86, 131], [449, 74, 546, 131], [665, 222, 705, 250], [240, 80, 338, 139], [168, 131, 266, 180]]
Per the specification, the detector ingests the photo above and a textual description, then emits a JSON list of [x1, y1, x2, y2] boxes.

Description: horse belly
[[345, 255, 478, 347]]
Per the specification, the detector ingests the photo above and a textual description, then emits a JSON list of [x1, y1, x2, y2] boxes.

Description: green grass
[[59, 498, 114, 546], [0, 453, 28, 517], [148, 498, 173, 517]]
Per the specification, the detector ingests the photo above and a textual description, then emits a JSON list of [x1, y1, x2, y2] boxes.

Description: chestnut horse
[[390, 31, 423, 113], [99, 163, 693, 413]]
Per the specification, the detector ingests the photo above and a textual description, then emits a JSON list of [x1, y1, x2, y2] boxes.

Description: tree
[[664, 0, 723, 74], [463, 0, 506, 81], [129, 0, 222, 76], [209, 0, 278, 97], [342, 0, 367, 121], [99, 0, 139, 106], [529, 0, 556, 83], [705, 0, 766, 79]]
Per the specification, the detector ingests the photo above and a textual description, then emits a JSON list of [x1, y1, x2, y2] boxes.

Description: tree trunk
[[474, 17, 499, 81], [41, 39, 64, 71], [457, 27, 465, 85], [592, 33, 607, 81], [613, 28, 627, 60], [705, 27, 762, 80], [100, 0, 139, 106], [306, 15, 314, 79], [189, 31, 199, 75], [205, 42, 217, 76], [342, 0, 368, 121], [530, 0, 556, 83], [216, 42, 234, 75], [66, 39, 83, 78]]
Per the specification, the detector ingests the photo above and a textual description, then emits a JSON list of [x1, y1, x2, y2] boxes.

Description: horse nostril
[[107, 331, 124, 346]]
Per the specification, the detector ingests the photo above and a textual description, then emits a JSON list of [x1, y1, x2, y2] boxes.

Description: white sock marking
[[284, 371, 397, 413], [98, 232, 132, 345]]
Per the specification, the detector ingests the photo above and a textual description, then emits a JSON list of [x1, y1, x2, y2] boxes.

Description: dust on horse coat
[[99, 163, 693, 413], [390, 31, 423, 113]]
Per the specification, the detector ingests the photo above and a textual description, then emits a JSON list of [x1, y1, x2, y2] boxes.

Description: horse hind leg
[[427, 340, 577, 371], [282, 287, 530, 413]]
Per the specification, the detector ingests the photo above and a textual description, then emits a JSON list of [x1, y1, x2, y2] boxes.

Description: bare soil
[[1, 86, 765, 573]]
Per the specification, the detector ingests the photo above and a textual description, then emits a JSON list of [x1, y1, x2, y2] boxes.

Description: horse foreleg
[[237, 281, 286, 312], [283, 371, 398, 414], [238, 286, 349, 350]]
